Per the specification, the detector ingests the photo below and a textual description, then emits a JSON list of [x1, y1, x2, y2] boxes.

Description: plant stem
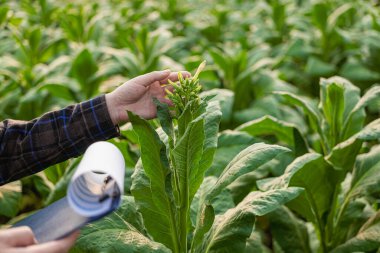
[[168, 203, 181, 253], [325, 185, 340, 250], [334, 196, 350, 235], [178, 141, 190, 252], [317, 126, 329, 156], [306, 189, 328, 253], [179, 187, 189, 253]]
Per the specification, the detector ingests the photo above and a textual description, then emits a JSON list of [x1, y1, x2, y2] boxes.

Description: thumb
[[2, 226, 37, 247], [131, 70, 171, 87], [24, 231, 80, 253]]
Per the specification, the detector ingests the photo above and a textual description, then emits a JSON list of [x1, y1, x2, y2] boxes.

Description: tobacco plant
[[234, 77, 380, 252], [2, 4, 380, 252], [72, 62, 303, 253]]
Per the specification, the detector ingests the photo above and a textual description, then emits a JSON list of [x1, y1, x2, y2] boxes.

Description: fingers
[[157, 97, 174, 106], [131, 70, 191, 87], [23, 231, 80, 253], [164, 85, 174, 93], [131, 70, 171, 87], [0, 226, 36, 247], [159, 71, 191, 84], [159, 71, 191, 96]]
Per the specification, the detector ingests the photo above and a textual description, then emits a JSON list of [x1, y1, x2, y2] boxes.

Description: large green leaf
[[190, 177, 234, 252], [128, 112, 178, 251], [288, 154, 338, 223], [190, 100, 222, 200], [190, 178, 230, 224], [206, 143, 290, 203], [131, 162, 178, 251], [319, 78, 346, 146], [228, 152, 294, 204], [72, 196, 170, 253], [274, 91, 321, 122], [200, 188, 303, 253], [191, 204, 214, 253], [326, 118, 380, 170], [274, 91, 323, 142], [207, 130, 256, 177], [0, 181, 21, 218], [191, 178, 216, 252], [331, 198, 372, 248], [320, 77, 361, 145], [128, 111, 171, 196], [236, 115, 308, 156], [348, 145, 380, 200], [267, 206, 311, 253], [343, 85, 380, 139], [172, 116, 205, 246], [227, 170, 268, 205], [332, 79, 360, 116], [332, 211, 380, 253], [258, 153, 337, 223]]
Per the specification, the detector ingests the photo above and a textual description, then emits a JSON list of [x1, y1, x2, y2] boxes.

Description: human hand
[[105, 70, 191, 125], [0, 226, 79, 253]]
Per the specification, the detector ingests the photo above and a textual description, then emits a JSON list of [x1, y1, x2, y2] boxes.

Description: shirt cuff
[[80, 95, 120, 142]]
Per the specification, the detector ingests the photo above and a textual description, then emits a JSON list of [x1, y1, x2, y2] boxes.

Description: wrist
[[105, 93, 121, 125]]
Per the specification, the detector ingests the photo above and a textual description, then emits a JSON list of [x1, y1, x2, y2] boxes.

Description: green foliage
[[1, 1, 380, 252], [205, 143, 290, 203], [71, 196, 170, 253], [331, 210, 380, 253], [199, 188, 303, 253], [76, 63, 302, 253], [274, 77, 380, 155], [267, 206, 311, 253], [243, 77, 380, 252], [0, 182, 22, 218], [237, 115, 308, 156]]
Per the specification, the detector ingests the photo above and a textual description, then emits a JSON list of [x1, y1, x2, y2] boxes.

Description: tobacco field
[[1, 0, 380, 252]]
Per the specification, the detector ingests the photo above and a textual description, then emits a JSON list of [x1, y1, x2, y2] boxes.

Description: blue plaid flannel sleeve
[[0, 95, 120, 185]]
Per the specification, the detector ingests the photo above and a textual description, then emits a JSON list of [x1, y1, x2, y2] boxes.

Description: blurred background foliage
[[0, 0, 380, 249]]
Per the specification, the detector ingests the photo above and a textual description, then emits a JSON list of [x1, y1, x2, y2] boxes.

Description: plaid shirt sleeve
[[0, 95, 120, 185]]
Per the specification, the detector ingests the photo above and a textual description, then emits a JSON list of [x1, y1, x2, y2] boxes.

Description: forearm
[[0, 95, 119, 185]]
